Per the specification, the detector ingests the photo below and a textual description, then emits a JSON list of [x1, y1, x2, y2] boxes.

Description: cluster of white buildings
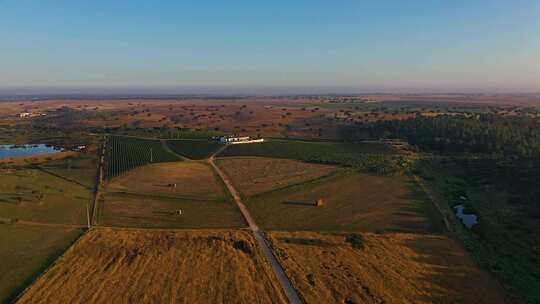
[[17, 112, 46, 118], [217, 135, 264, 145]]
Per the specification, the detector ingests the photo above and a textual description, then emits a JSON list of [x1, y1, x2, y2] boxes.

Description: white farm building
[[218, 136, 264, 145]]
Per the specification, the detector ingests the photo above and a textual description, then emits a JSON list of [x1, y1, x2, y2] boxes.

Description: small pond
[[0, 144, 63, 160], [454, 204, 478, 229]]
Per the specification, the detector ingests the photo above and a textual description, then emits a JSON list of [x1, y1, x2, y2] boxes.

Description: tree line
[[340, 114, 540, 158]]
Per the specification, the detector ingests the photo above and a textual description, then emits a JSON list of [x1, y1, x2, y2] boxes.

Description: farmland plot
[[246, 172, 444, 233], [104, 135, 181, 179], [0, 224, 83, 303], [215, 157, 339, 197], [268, 231, 510, 304], [18, 228, 288, 304]]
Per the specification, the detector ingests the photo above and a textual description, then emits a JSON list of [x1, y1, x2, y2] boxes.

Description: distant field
[[218, 139, 393, 159], [105, 162, 225, 200], [218, 139, 402, 174], [104, 135, 181, 179], [0, 167, 91, 225], [99, 161, 243, 228], [166, 139, 224, 159], [246, 171, 444, 233], [0, 224, 83, 303], [98, 192, 245, 229], [38, 152, 97, 188], [268, 231, 509, 304], [18, 228, 287, 304], [215, 157, 339, 197]]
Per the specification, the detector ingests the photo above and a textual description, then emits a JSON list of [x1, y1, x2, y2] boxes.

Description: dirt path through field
[[209, 150, 304, 304], [413, 175, 454, 232], [90, 140, 105, 226]]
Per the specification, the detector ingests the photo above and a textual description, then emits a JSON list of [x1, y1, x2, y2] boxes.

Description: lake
[[454, 204, 478, 229], [0, 144, 63, 160]]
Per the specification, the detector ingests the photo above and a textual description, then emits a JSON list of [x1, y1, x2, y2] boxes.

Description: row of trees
[[341, 114, 540, 158], [104, 136, 181, 179]]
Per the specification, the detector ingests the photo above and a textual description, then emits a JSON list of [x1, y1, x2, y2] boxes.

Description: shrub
[[345, 233, 365, 249]]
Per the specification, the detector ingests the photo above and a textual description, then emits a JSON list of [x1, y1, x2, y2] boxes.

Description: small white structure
[[17, 112, 46, 118], [218, 135, 264, 145]]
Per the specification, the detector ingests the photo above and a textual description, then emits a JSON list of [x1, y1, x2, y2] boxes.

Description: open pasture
[[18, 228, 287, 304], [99, 160, 244, 228], [98, 192, 245, 229], [247, 172, 444, 233], [38, 152, 97, 188], [105, 162, 225, 200], [0, 167, 91, 225], [268, 231, 510, 304], [215, 157, 339, 197], [0, 224, 83, 303]]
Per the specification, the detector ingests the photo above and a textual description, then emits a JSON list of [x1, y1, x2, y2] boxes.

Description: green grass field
[[97, 192, 245, 229], [38, 153, 97, 189], [219, 139, 393, 158], [0, 168, 92, 225], [166, 139, 224, 160], [105, 135, 182, 179], [0, 224, 83, 303], [246, 171, 444, 233], [218, 139, 405, 174]]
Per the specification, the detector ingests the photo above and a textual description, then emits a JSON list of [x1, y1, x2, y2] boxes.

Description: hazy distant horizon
[[1, 85, 540, 98]]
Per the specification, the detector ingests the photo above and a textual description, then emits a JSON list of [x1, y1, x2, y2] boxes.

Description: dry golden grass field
[[98, 161, 245, 228], [18, 228, 287, 304], [105, 162, 225, 200], [268, 231, 512, 304], [246, 171, 444, 233], [97, 192, 245, 229], [215, 157, 339, 197]]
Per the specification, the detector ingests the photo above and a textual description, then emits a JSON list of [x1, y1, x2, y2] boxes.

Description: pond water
[[454, 204, 478, 229], [0, 144, 63, 160]]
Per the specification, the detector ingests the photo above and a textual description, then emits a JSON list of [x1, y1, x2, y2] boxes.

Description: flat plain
[[105, 162, 225, 200], [0, 164, 92, 225], [18, 228, 288, 304], [245, 170, 444, 233], [268, 231, 510, 304], [99, 161, 245, 229], [0, 224, 83, 303], [215, 157, 339, 197]]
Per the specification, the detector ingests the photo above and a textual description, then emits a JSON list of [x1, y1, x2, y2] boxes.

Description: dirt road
[[209, 151, 303, 304]]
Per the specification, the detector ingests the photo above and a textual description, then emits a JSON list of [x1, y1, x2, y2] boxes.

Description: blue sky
[[1, 0, 539, 94]]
